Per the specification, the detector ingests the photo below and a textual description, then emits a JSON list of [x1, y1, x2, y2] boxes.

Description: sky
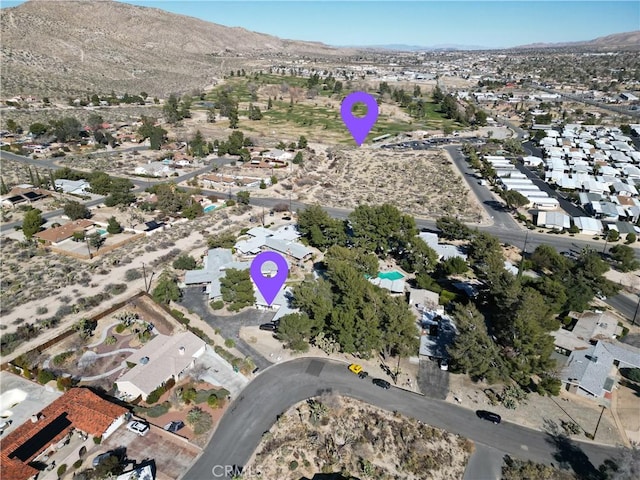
[[2, 1, 639, 49]]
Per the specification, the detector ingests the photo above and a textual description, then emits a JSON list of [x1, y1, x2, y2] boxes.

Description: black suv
[[372, 378, 391, 389], [476, 410, 501, 424], [259, 323, 277, 331]]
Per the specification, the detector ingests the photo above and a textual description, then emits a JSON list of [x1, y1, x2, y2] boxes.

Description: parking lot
[[102, 424, 200, 480]]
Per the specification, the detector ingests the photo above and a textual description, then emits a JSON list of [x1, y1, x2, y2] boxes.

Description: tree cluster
[[163, 94, 191, 124], [138, 116, 167, 150], [290, 246, 419, 358], [146, 183, 204, 219], [220, 268, 256, 311]]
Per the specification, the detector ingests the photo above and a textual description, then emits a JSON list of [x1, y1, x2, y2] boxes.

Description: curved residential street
[[183, 358, 624, 480]]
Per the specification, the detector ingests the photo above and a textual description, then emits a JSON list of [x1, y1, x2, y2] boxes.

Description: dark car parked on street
[[476, 410, 502, 424], [372, 378, 391, 389]]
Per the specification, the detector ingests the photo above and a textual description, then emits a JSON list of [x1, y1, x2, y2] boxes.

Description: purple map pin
[[340, 91, 379, 146], [250, 251, 289, 306]]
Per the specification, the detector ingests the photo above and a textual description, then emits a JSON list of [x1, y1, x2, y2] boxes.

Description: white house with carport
[[573, 217, 603, 235]]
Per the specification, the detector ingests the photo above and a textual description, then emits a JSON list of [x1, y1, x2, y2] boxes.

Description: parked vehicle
[[476, 410, 501, 424], [439, 358, 449, 371], [348, 364, 368, 379], [259, 323, 277, 331], [127, 420, 149, 436], [372, 378, 391, 389], [163, 420, 185, 433]]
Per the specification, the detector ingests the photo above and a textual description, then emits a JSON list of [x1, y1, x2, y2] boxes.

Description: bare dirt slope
[[0, 0, 348, 97]]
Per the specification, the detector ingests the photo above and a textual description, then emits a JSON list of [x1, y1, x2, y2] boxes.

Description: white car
[[126, 421, 149, 436], [440, 359, 449, 371]]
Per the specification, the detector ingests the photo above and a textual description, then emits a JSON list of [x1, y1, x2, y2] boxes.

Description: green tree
[[609, 245, 640, 272], [0, 176, 9, 195], [228, 106, 239, 129], [292, 151, 303, 164], [29, 122, 48, 136], [50, 116, 82, 142], [297, 135, 308, 149], [87, 231, 104, 252], [106, 216, 122, 234], [220, 268, 256, 311], [163, 94, 181, 124], [63, 200, 91, 220], [276, 312, 322, 352], [296, 204, 347, 249], [152, 270, 181, 304], [182, 201, 204, 220], [89, 171, 113, 195], [503, 190, 529, 210], [348, 204, 417, 256], [236, 190, 250, 205], [447, 302, 507, 383], [22, 208, 43, 239], [190, 130, 206, 157], [173, 254, 197, 270], [436, 216, 472, 240], [607, 229, 620, 242], [625, 232, 636, 244], [6, 119, 21, 133], [440, 256, 468, 275], [207, 230, 237, 249]]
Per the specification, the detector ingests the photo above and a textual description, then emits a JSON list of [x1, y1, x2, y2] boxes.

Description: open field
[[244, 395, 473, 480], [194, 75, 462, 146]]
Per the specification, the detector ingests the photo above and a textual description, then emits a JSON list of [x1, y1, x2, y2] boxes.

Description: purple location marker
[[250, 251, 289, 306], [340, 91, 379, 146]]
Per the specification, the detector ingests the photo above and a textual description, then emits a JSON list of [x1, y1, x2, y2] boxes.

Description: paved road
[[605, 292, 640, 325], [463, 443, 504, 480], [444, 145, 518, 230], [179, 287, 275, 371], [183, 357, 623, 480]]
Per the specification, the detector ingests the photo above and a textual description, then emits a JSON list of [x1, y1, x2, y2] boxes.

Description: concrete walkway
[[75, 348, 137, 381], [86, 321, 121, 348]]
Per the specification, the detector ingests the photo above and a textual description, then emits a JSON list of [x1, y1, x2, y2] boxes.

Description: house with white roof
[[235, 225, 313, 261], [54, 179, 91, 195], [573, 217, 603, 235], [116, 331, 206, 401]]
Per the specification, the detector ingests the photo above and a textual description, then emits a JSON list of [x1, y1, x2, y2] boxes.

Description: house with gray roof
[[235, 225, 313, 260], [561, 341, 640, 399], [183, 248, 252, 300]]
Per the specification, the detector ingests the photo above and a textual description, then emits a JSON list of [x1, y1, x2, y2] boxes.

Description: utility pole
[[142, 263, 148, 292]]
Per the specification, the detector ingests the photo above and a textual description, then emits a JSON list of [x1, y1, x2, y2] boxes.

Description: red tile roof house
[[0, 388, 128, 480]]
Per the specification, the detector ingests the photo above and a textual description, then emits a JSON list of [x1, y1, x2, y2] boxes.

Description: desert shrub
[[125, 268, 143, 281], [57, 464, 67, 476], [93, 436, 101, 444], [36, 306, 48, 315], [186, 407, 213, 435], [187, 326, 211, 344], [145, 384, 166, 404], [224, 338, 235, 348], [37, 369, 56, 384], [105, 336, 117, 345], [52, 351, 74, 366], [207, 394, 219, 408], [145, 402, 170, 417], [438, 289, 457, 305], [171, 309, 189, 325], [115, 323, 126, 334], [57, 376, 74, 391], [73, 460, 83, 469], [289, 460, 299, 471], [210, 300, 224, 310]]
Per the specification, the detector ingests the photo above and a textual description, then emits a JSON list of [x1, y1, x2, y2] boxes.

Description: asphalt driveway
[[178, 287, 275, 370], [418, 358, 450, 400]]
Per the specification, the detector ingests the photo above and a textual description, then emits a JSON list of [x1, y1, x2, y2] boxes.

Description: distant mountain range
[[0, 0, 346, 97], [355, 44, 488, 52], [513, 31, 640, 50], [0, 0, 637, 98]]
